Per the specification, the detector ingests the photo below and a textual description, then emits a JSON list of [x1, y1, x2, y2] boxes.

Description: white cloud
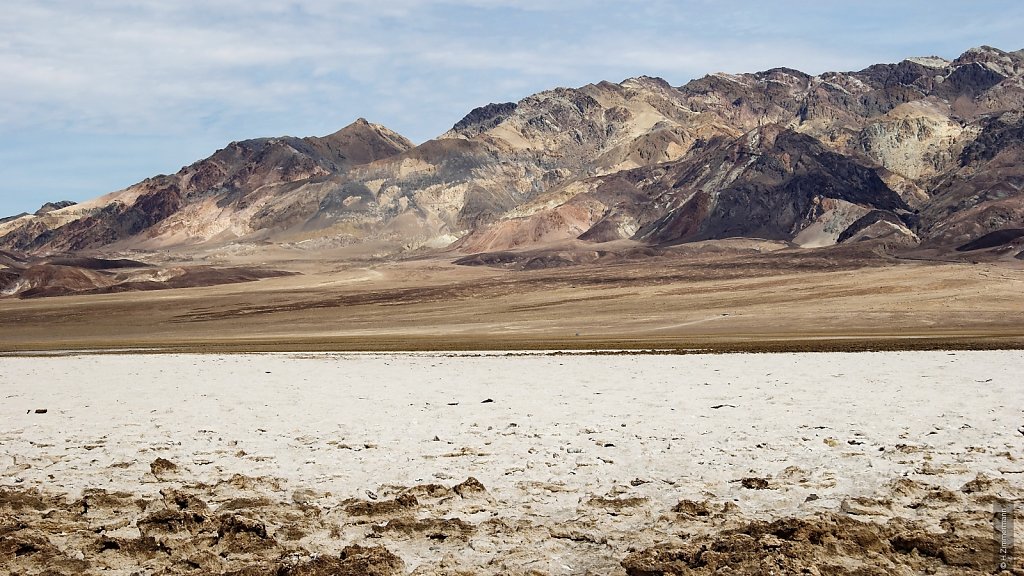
[[4, 0, 1020, 139]]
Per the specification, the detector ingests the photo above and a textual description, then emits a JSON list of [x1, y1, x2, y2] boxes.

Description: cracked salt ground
[[1, 351, 1022, 574]]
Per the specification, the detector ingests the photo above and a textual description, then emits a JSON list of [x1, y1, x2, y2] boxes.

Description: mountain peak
[[318, 118, 413, 164], [904, 56, 950, 69], [954, 45, 1012, 64], [950, 45, 1021, 78], [327, 117, 395, 139], [620, 75, 672, 91], [757, 67, 811, 79], [449, 102, 519, 138], [963, 45, 1007, 56], [34, 201, 77, 216]]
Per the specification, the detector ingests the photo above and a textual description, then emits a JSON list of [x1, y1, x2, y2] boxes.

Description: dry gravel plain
[[0, 249, 1023, 353]]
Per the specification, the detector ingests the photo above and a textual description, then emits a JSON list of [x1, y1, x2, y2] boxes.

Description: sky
[[1, 1, 1022, 217]]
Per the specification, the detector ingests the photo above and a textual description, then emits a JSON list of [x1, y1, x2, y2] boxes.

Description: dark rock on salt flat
[[736, 477, 772, 490], [452, 477, 487, 498], [149, 457, 179, 478], [343, 493, 419, 517]]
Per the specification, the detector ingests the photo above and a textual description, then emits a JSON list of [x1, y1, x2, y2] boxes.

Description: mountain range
[[2, 46, 1024, 296]]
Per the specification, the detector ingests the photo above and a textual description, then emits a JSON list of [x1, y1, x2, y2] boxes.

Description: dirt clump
[[150, 457, 179, 478], [288, 545, 405, 576], [343, 493, 419, 517], [671, 499, 714, 517], [452, 477, 487, 498], [371, 517, 476, 541], [621, 512, 1008, 575]]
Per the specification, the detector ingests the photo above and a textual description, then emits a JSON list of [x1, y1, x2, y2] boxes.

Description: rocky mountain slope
[[3, 46, 1024, 266], [452, 46, 1024, 257], [0, 119, 412, 254]]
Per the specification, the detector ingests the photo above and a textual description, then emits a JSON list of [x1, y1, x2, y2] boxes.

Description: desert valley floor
[[1, 247, 1024, 353]]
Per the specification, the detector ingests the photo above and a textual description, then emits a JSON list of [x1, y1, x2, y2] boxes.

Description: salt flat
[[1, 351, 1022, 574]]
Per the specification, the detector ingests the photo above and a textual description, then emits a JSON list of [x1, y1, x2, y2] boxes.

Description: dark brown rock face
[[634, 127, 909, 244], [917, 112, 1024, 248]]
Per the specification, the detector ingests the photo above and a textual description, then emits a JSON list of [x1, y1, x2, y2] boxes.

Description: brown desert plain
[[1, 242, 1023, 353]]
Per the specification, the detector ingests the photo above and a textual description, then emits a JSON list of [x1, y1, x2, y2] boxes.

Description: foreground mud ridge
[[2, 467, 1021, 575]]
